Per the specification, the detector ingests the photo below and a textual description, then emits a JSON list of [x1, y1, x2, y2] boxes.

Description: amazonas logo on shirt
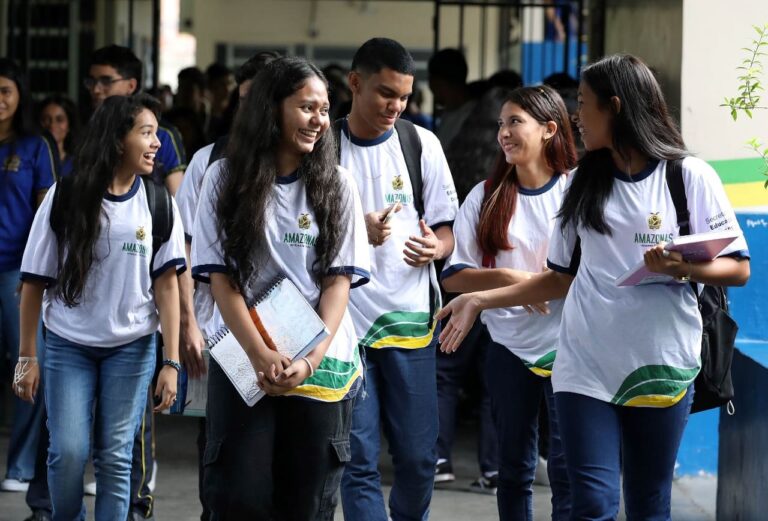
[[122, 225, 149, 257], [283, 212, 318, 247], [634, 211, 673, 248], [385, 173, 413, 206]]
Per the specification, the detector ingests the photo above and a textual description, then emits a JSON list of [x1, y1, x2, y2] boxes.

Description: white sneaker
[[147, 461, 158, 493], [0, 478, 30, 492], [533, 456, 549, 486], [83, 480, 96, 496]]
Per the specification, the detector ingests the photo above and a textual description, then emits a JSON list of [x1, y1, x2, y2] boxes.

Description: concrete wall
[[603, 0, 683, 120]]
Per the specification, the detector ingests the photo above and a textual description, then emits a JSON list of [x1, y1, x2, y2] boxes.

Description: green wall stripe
[[709, 157, 767, 184]]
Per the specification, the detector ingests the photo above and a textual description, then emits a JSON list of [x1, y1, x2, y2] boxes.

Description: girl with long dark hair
[[37, 94, 80, 176], [0, 58, 56, 493], [191, 56, 369, 519], [438, 54, 750, 519], [14, 94, 185, 520], [441, 86, 576, 520]]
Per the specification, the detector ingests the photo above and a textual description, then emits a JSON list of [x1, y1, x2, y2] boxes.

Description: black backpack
[[51, 176, 174, 271], [666, 159, 738, 414]]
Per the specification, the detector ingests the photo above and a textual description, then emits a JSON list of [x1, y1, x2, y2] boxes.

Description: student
[[438, 54, 750, 520], [441, 86, 576, 520], [175, 49, 279, 521], [338, 38, 458, 521], [13, 94, 185, 521], [0, 58, 56, 494], [85, 44, 186, 194], [37, 94, 80, 177], [191, 56, 370, 520]]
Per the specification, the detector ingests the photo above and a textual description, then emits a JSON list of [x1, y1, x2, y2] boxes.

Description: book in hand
[[615, 230, 739, 287], [208, 276, 329, 406], [166, 349, 209, 417]]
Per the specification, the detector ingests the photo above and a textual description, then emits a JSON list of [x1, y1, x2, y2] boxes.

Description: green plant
[[722, 23, 768, 187]]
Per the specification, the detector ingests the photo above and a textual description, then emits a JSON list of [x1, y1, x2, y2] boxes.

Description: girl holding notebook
[[191, 57, 370, 520], [437, 54, 750, 519], [14, 94, 185, 520], [441, 86, 576, 520]]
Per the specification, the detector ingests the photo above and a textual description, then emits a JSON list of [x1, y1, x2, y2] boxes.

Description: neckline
[[612, 159, 660, 183], [276, 170, 300, 184], [518, 172, 562, 195], [104, 175, 141, 202], [342, 119, 394, 147]]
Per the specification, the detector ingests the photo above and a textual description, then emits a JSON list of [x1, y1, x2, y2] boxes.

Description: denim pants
[[436, 320, 498, 474], [1, 269, 41, 481], [44, 331, 156, 521], [555, 388, 694, 521], [341, 342, 439, 521], [486, 341, 570, 521], [203, 358, 354, 521]]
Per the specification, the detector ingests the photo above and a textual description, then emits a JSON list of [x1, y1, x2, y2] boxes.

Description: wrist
[[676, 260, 693, 281], [162, 359, 182, 372]]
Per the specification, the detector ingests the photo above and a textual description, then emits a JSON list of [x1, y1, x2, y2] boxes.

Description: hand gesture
[[436, 293, 481, 354], [154, 366, 179, 412], [364, 203, 402, 247], [404, 220, 441, 267]]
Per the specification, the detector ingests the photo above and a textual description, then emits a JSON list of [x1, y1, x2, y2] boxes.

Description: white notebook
[[208, 276, 329, 406]]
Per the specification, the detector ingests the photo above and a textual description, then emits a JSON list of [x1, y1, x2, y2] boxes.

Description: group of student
[[2, 34, 751, 521]]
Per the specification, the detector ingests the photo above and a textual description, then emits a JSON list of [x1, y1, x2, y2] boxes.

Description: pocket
[[331, 438, 351, 463], [203, 439, 223, 467], [319, 438, 352, 515]]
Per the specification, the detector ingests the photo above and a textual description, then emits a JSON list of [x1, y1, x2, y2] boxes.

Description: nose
[[151, 134, 161, 150]]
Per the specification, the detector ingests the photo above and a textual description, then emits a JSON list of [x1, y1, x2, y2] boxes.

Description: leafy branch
[[722, 23, 768, 120]]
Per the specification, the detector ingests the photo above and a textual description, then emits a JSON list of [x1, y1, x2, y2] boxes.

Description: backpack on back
[[666, 159, 739, 414]]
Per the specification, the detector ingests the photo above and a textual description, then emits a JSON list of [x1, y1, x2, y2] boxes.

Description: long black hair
[[36, 94, 81, 157], [0, 58, 35, 138], [558, 54, 688, 234], [52, 94, 161, 306], [217, 56, 346, 294]]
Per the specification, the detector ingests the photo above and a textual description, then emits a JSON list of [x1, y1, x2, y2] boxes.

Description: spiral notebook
[[208, 276, 329, 406]]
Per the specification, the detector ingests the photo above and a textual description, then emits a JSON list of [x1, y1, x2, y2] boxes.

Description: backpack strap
[[665, 158, 690, 237], [394, 118, 424, 219], [481, 178, 496, 268], [142, 177, 174, 271], [208, 135, 229, 169]]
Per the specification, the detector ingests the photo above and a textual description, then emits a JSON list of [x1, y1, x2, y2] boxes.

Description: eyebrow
[[138, 124, 155, 130]]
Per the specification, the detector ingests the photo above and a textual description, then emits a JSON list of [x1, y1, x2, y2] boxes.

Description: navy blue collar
[[518, 172, 562, 196], [342, 119, 394, 147], [612, 159, 660, 183], [276, 170, 300, 184], [105, 175, 141, 202]]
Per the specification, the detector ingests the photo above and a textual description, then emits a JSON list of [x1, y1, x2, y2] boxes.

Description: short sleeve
[[33, 135, 56, 190], [20, 185, 59, 284], [546, 173, 581, 275], [327, 167, 371, 288], [151, 197, 188, 279], [442, 182, 484, 279], [176, 144, 214, 243], [156, 125, 187, 178], [191, 162, 228, 283], [415, 127, 459, 229], [683, 157, 749, 258]]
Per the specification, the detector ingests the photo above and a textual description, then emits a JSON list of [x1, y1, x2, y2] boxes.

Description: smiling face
[[0, 76, 20, 128], [576, 81, 614, 151], [349, 67, 413, 138], [278, 75, 330, 159], [497, 101, 551, 166], [40, 102, 70, 147], [119, 108, 161, 175]]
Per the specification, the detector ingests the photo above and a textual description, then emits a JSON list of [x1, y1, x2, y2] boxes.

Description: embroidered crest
[[298, 213, 311, 230], [647, 212, 662, 230], [392, 175, 404, 191], [3, 155, 21, 172], [136, 226, 147, 241]]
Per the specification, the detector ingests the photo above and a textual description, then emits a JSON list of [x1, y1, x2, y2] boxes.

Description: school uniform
[[443, 176, 571, 520], [192, 162, 370, 520], [337, 121, 458, 521], [547, 157, 749, 519], [20, 175, 186, 520]]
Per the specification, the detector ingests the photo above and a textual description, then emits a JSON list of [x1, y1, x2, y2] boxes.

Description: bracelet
[[302, 357, 314, 378], [677, 261, 693, 282], [162, 359, 182, 372], [17, 356, 37, 364]]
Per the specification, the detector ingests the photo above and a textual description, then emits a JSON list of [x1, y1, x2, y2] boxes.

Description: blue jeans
[[436, 321, 498, 474], [341, 342, 439, 521], [486, 341, 570, 521], [44, 331, 156, 521], [555, 389, 694, 521], [2, 269, 41, 481]]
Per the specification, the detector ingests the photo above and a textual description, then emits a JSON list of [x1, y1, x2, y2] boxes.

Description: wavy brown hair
[[477, 86, 577, 257]]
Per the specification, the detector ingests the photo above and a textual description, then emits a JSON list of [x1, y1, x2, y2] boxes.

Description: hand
[[153, 366, 179, 412], [644, 243, 685, 277], [403, 220, 441, 267], [259, 357, 314, 395], [436, 293, 481, 354], [13, 359, 39, 403], [180, 321, 207, 379], [364, 204, 402, 247], [522, 302, 551, 315], [250, 348, 290, 394]]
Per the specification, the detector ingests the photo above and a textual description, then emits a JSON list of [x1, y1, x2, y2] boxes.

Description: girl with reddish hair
[[440, 85, 576, 520]]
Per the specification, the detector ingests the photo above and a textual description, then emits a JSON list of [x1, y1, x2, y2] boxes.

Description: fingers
[[153, 381, 177, 412], [418, 219, 432, 236], [403, 246, 433, 267], [435, 304, 451, 321], [440, 322, 466, 353], [438, 319, 453, 343]]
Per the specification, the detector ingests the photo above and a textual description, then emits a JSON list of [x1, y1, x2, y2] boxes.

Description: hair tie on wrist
[[163, 359, 182, 372], [302, 357, 314, 378]]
